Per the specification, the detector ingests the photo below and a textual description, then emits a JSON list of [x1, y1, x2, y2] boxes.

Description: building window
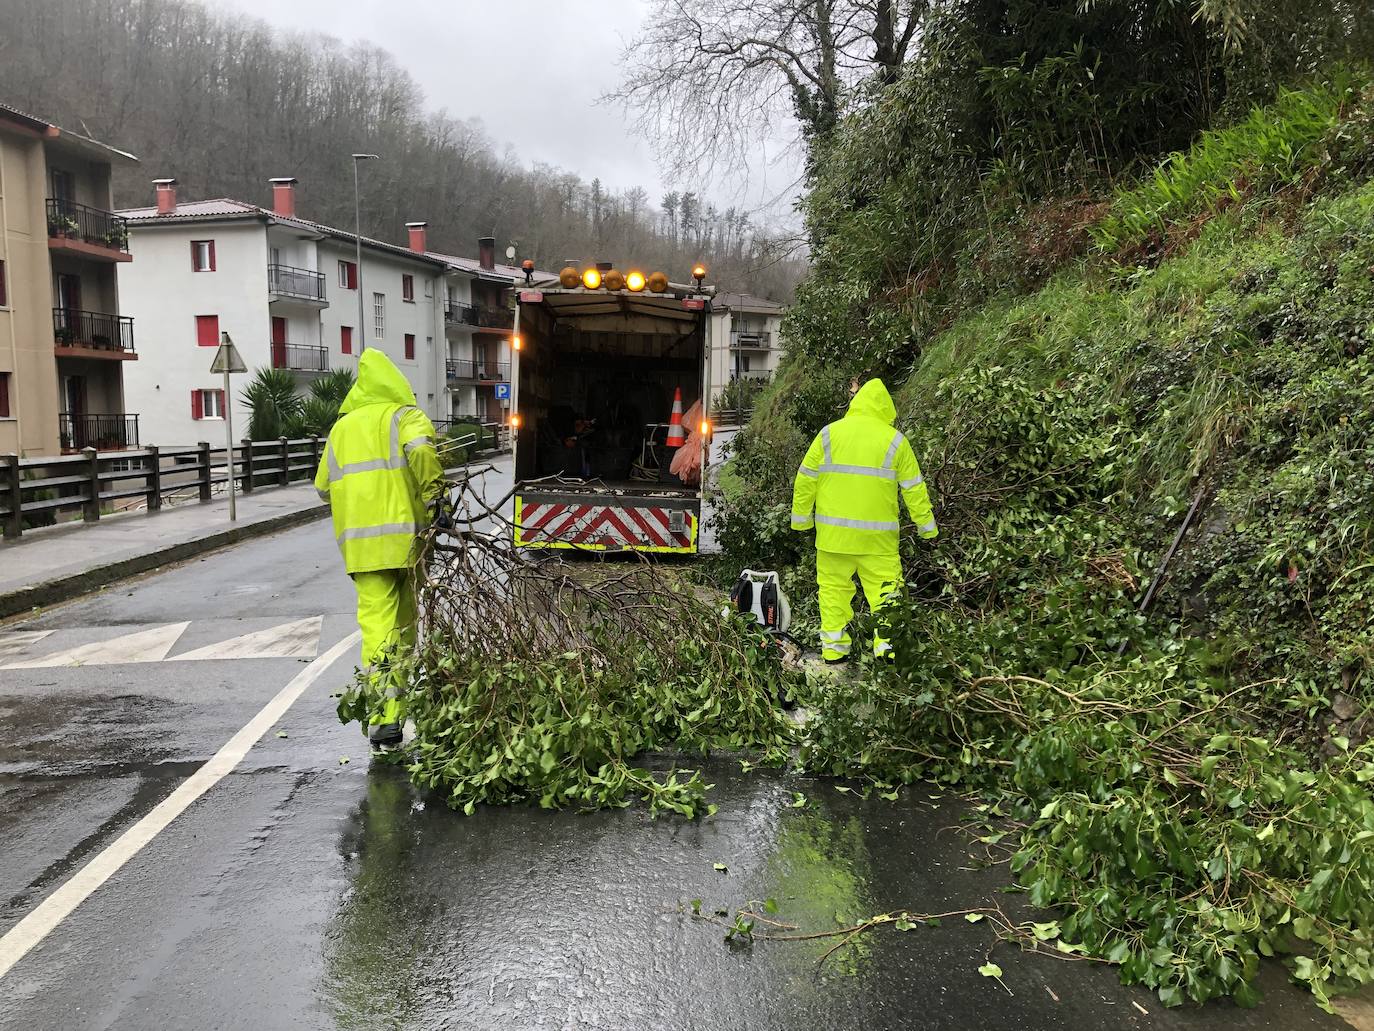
[[338, 260, 358, 289], [0, 260, 7, 307], [192, 388, 226, 420], [404, 333, 416, 360], [373, 292, 385, 339], [191, 240, 216, 272], [341, 326, 353, 355], [196, 314, 219, 347], [0, 373, 10, 418], [402, 274, 414, 302]]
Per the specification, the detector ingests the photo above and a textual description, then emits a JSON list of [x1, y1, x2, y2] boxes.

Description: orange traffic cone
[[666, 387, 686, 447]]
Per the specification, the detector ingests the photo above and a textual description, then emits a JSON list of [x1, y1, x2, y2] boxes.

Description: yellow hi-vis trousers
[[352, 569, 416, 727], [816, 550, 903, 661]]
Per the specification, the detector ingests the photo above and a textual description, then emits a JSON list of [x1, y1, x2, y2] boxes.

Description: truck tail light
[[581, 268, 602, 290], [512, 335, 522, 351], [626, 271, 646, 292], [510, 413, 522, 429]]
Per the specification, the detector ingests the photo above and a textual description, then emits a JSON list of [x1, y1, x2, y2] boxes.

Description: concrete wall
[[121, 221, 271, 446], [0, 126, 61, 456]]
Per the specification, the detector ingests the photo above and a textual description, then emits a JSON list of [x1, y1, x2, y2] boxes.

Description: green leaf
[[978, 962, 1003, 978], [965, 913, 985, 923], [791, 792, 807, 808], [713, 862, 728, 872], [764, 898, 778, 914]]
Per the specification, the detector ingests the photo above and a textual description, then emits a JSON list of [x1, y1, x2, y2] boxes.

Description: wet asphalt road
[[0, 469, 1356, 1030]]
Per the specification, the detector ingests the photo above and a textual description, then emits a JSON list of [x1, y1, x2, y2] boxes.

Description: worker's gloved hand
[[431, 503, 454, 533]]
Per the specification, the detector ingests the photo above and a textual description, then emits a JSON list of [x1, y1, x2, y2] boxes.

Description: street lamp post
[[352, 153, 380, 353]]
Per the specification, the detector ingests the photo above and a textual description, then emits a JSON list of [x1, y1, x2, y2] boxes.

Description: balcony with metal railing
[[53, 308, 137, 359], [474, 304, 514, 330], [271, 341, 330, 373], [267, 263, 328, 305], [446, 358, 478, 382], [476, 362, 509, 382], [59, 413, 140, 452], [730, 330, 773, 350], [46, 199, 132, 262], [445, 301, 478, 327]]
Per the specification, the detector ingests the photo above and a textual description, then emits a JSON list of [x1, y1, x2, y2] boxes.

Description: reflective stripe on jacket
[[314, 350, 445, 573], [790, 379, 938, 555]]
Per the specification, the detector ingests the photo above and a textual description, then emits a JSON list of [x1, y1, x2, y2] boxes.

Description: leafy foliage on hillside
[[717, 79, 1374, 1009]]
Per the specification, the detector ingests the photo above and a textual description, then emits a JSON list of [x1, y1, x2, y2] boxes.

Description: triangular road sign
[[210, 335, 247, 374], [172, 617, 323, 661]]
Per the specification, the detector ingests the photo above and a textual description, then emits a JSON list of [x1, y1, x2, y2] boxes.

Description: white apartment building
[[117, 178, 453, 446], [708, 292, 788, 418], [429, 241, 555, 427]]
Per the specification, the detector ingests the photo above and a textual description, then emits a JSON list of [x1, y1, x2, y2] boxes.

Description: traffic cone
[[666, 387, 686, 447]]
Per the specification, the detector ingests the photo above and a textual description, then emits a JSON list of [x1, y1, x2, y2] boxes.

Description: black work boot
[[368, 722, 403, 751]]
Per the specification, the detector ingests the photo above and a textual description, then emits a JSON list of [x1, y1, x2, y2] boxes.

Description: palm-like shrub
[[241, 367, 303, 441]]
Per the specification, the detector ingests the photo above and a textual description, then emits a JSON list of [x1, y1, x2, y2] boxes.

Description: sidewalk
[[0, 483, 329, 619]]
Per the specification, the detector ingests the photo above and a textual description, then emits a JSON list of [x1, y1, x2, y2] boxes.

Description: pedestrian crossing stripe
[[1, 623, 189, 669], [172, 617, 322, 661], [0, 630, 54, 661], [0, 618, 326, 668]]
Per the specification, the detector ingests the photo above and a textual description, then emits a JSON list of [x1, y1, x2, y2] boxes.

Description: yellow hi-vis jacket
[[791, 379, 938, 555], [314, 350, 445, 574]]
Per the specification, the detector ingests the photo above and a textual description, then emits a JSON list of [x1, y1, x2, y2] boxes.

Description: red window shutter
[[402, 274, 414, 302], [404, 333, 415, 360], [208, 240, 216, 271], [217, 389, 227, 416], [341, 326, 352, 354], [196, 314, 219, 347], [0, 260, 7, 307], [192, 390, 203, 420], [0, 373, 10, 418]]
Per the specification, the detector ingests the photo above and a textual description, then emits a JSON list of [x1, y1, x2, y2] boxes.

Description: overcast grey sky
[[216, 0, 797, 217]]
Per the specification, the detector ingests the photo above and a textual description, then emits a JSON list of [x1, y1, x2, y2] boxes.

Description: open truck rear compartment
[[511, 286, 710, 553]]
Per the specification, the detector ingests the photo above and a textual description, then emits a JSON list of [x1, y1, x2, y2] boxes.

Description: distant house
[[709, 292, 788, 420], [0, 101, 139, 457]]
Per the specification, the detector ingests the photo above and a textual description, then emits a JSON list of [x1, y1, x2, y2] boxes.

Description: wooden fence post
[[279, 436, 290, 486], [197, 442, 212, 501], [82, 447, 101, 523], [241, 439, 255, 494], [146, 445, 162, 512], [3, 454, 22, 539]]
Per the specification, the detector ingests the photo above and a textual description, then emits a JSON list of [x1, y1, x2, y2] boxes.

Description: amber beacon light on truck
[[551, 262, 703, 294]]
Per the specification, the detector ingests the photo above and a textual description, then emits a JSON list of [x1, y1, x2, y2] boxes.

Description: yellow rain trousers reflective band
[[354, 568, 415, 727], [816, 550, 902, 660]]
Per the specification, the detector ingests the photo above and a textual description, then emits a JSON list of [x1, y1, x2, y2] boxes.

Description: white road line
[[0, 628, 362, 983]]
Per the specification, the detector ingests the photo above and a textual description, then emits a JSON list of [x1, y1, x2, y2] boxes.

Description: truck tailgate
[[515, 488, 699, 553]]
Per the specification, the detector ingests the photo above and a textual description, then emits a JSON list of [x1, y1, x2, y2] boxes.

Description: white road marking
[[1, 623, 189, 670], [0, 631, 54, 661], [0, 628, 362, 983], [173, 617, 322, 661]]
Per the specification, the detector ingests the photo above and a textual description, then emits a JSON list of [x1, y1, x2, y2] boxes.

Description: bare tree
[[608, 0, 929, 181]]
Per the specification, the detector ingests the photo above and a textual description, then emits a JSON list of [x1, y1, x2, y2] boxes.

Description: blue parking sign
[[494, 383, 511, 400]]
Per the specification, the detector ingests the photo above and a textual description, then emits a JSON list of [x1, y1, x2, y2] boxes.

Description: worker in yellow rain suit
[[791, 379, 938, 663], [315, 350, 445, 748]]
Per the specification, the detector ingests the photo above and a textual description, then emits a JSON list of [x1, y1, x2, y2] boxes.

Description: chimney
[[405, 221, 428, 254], [269, 177, 298, 218], [478, 236, 496, 271], [153, 178, 177, 215]]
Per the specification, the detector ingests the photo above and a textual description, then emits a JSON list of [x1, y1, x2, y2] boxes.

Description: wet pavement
[[0, 469, 1358, 1029]]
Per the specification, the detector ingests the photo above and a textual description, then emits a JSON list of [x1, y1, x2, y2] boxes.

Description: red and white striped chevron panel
[[516, 498, 695, 551]]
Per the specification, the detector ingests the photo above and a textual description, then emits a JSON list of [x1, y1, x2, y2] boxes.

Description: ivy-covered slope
[[716, 82, 1374, 1009]]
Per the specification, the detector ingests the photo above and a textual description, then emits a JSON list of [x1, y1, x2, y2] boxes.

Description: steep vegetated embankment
[[718, 77, 1374, 1009]]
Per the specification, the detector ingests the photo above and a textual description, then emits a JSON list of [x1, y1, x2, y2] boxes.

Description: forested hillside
[[711, 1, 1374, 1012], [0, 0, 803, 295]]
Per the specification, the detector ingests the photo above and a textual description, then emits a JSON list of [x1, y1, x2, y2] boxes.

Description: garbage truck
[[509, 265, 715, 554]]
